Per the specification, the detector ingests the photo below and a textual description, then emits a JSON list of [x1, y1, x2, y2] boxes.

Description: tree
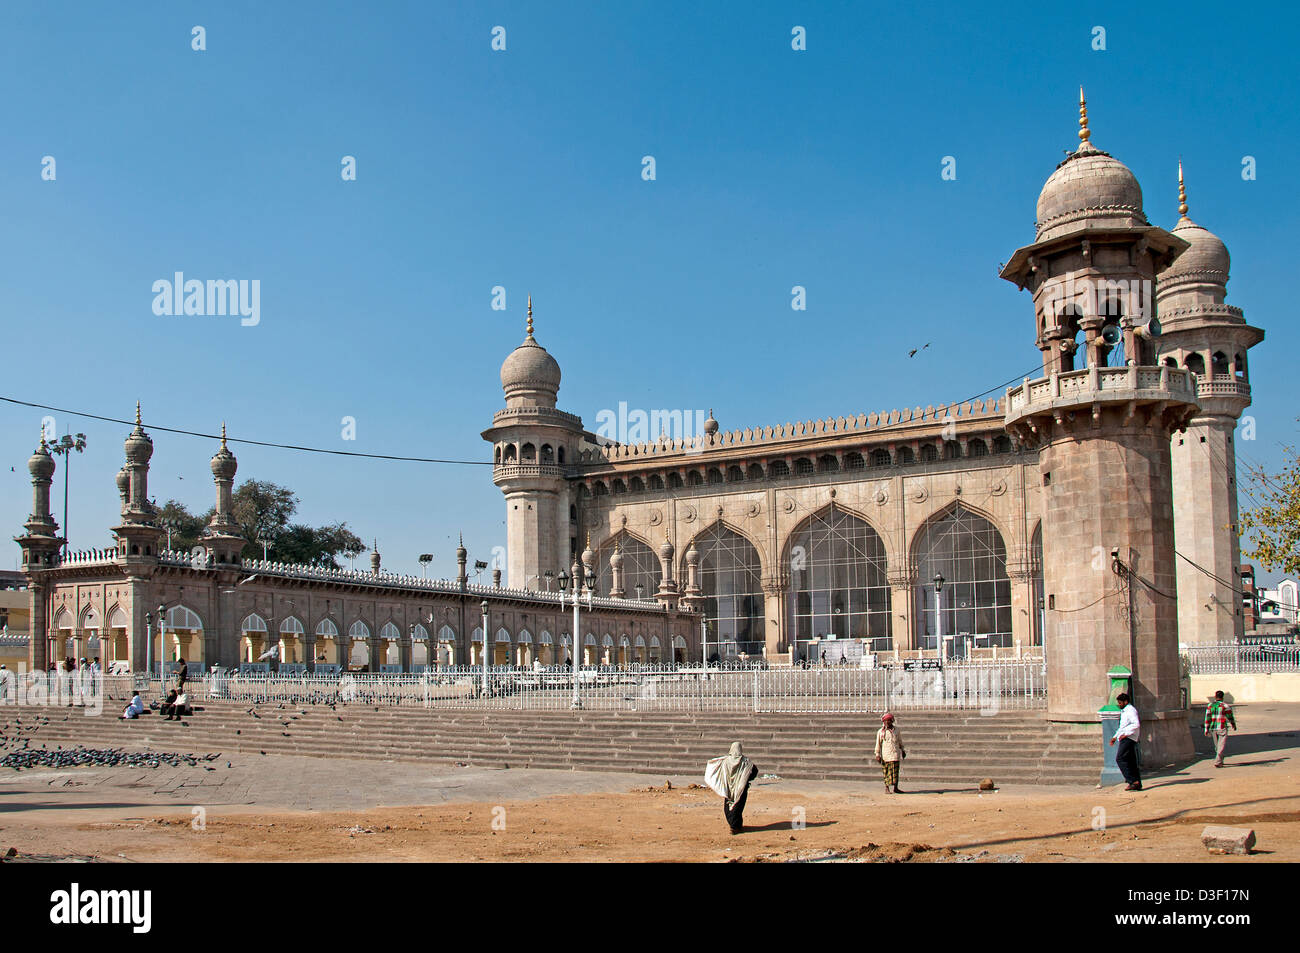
[[149, 480, 365, 570], [155, 500, 207, 554], [1239, 440, 1300, 577]]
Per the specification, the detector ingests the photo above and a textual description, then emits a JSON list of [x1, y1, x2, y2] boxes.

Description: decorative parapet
[[54, 548, 119, 568], [490, 407, 584, 429], [578, 397, 1006, 465], [1004, 365, 1199, 442], [492, 464, 566, 482]]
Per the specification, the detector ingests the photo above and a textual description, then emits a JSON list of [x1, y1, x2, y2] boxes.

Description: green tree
[[155, 500, 207, 554], [149, 480, 365, 570], [1239, 441, 1300, 577]]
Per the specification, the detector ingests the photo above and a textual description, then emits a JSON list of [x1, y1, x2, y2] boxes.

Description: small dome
[[210, 424, 237, 479], [1035, 144, 1146, 241], [124, 403, 153, 464], [1164, 219, 1229, 286], [609, 540, 623, 569], [28, 439, 55, 481], [115, 467, 130, 498], [685, 539, 699, 565], [703, 410, 718, 436], [658, 534, 675, 561]]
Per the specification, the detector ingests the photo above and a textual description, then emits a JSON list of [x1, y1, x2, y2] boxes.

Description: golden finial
[[526, 295, 534, 339], [1178, 159, 1189, 219], [585, 531, 591, 549], [220, 421, 228, 449], [1077, 86, 1091, 146], [39, 427, 47, 449], [135, 401, 142, 426]]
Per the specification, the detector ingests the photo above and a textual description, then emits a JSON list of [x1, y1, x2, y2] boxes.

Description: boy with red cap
[[874, 712, 907, 793]]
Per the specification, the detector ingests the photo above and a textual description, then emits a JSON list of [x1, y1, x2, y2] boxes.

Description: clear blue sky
[[2, 1, 1295, 586]]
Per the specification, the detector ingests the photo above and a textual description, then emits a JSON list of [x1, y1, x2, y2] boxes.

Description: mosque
[[16, 94, 1261, 762]]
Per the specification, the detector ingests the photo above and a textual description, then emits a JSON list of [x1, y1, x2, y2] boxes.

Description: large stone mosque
[[17, 94, 1261, 763]]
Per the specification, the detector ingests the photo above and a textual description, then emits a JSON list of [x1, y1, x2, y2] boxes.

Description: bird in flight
[[908, 343, 931, 358]]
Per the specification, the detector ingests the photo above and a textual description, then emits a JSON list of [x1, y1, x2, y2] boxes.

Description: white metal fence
[[1183, 641, 1300, 674], [116, 660, 1047, 713]]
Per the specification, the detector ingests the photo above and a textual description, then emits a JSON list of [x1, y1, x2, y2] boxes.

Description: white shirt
[[1113, 703, 1140, 742]]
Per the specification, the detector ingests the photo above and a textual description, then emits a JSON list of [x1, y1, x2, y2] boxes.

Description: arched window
[[168, 606, 204, 630], [897, 446, 915, 465], [503, 444, 517, 463], [726, 466, 744, 483], [1234, 353, 1247, 380], [349, 620, 371, 640], [707, 468, 723, 485], [992, 435, 1012, 454], [1185, 353, 1206, 377], [787, 505, 892, 655], [279, 616, 305, 636], [870, 449, 890, 467], [592, 481, 608, 496], [968, 438, 988, 457], [943, 441, 962, 460], [1212, 351, 1230, 378], [649, 474, 665, 490], [768, 460, 790, 479], [747, 463, 765, 479], [595, 533, 659, 599], [920, 444, 939, 463], [794, 458, 814, 475], [316, 618, 338, 638], [817, 455, 839, 473], [668, 473, 684, 489], [688, 471, 703, 486], [612, 479, 627, 494], [241, 613, 267, 633], [380, 621, 401, 640], [540, 444, 554, 464], [558, 447, 565, 464], [630, 476, 645, 492], [913, 505, 1013, 650], [845, 452, 866, 470], [693, 525, 765, 660], [521, 443, 536, 462]]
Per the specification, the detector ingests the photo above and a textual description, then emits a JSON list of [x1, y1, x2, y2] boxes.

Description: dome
[[500, 297, 561, 403], [28, 438, 55, 481], [124, 403, 153, 464], [1033, 92, 1146, 241], [210, 424, 237, 479], [1164, 219, 1230, 285], [1035, 144, 1146, 240]]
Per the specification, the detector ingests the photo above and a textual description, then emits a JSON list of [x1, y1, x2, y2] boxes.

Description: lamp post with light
[[558, 564, 595, 709], [933, 573, 945, 661], [479, 600, 490, 698]]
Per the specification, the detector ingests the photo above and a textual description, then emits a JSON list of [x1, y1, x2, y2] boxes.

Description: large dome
[[500, 336, 561, 393], [1035, 143, 1146, 241], [499, 299, 561, 404]]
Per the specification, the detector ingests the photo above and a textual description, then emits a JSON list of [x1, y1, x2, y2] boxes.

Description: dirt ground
[[2, 709, 1297, 863]]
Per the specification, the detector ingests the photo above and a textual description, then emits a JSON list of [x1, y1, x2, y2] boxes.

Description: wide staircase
[[2, 694, 1103, 786]]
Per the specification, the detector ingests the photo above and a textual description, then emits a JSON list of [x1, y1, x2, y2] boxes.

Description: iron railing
[[1182, 641, 1300, 674]]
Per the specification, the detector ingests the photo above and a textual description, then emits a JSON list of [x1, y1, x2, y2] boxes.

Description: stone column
[[887, 569, 916, 653]]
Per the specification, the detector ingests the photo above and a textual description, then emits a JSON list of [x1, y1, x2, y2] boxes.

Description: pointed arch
[[315, 617, 339, 638], [783, 501, 892, 656], [687, 521, 765, 659], [379, 621, 402, 640], [240, 613, 267, 633], [910, 501, 1013, 650], [279, 616, 305, 636], [595, 529, 659, 598], [106, 605, 128, 629]]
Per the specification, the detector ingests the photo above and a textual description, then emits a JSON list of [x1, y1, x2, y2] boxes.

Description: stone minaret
[[482, 297, 585, 589], [202, 423, 246, 565], [112, 403, 164, 560], [370, 540, 381, 576], [1001, 93, 1199, 767], [1157, 164, 1265, 645], [17, 434, 64, 671], [456, 534, 468, 591]]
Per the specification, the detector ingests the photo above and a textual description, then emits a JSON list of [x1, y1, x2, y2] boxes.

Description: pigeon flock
[[1, 746, 221, 770]]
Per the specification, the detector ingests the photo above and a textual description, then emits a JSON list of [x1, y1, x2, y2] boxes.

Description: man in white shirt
[[1108, 692, 1142, 790]]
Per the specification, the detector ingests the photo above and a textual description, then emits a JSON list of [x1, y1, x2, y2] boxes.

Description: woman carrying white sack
[[705, 741, 759, 835]]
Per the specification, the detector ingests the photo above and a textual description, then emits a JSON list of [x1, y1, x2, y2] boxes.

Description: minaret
[[456, 534, 468, 591], [656, 530, 679, 608], [1001, 93, 1199, 768], [1157, 164, 1265, 645], [609, 539, 625, 597], [112, 403, 164, 560], [481, 297, 585, 589], [202, 423, 246, 565], [15, 434, 64, 672], [370, 540, 381, 576]]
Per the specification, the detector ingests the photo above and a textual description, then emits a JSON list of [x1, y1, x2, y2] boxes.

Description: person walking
[[874, 712, 906, 793], [176, 657, 188, 690], [1204, 690, 1237, 768], [706, 741, 759, 834], [1108, 692, 1142, 790]]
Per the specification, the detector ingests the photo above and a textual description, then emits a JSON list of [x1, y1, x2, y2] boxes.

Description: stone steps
[[3, 700, 1101, 785]]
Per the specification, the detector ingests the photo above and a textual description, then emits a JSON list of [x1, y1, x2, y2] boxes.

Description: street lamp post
[[933, 573, 945, 661], [558, 567, 595, 709], [144, 611, 152, 677], [155, 603, 166, 680], [418, 554, 434, 579], [48, 432, 87, 558], [479, 600, 489, 698]]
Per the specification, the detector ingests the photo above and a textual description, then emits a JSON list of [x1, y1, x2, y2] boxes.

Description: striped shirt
[[1204, 700, 1236, 732]]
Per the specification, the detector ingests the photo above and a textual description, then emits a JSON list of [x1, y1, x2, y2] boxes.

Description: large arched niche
[[595, 530, 659, 599], [688, 522, 765, 660], [783, 503, 892, 656], [910, 502, 1013, 650]]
